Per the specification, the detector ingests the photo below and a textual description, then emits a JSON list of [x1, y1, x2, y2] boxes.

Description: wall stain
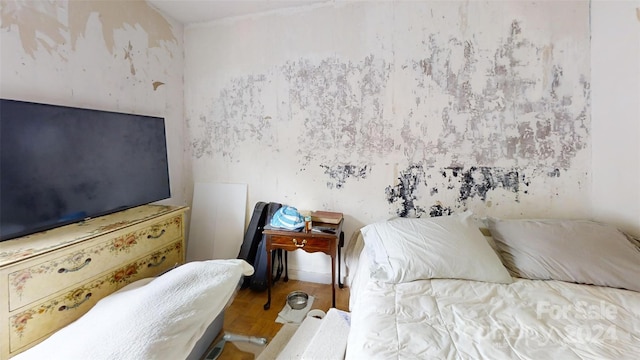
[[192, 54, 393, 168], [0, 1, 65, 57], [454, 166, 524, 202], [191, 114, 216, 158], [152, 81, 165, 90], [387, 164, 533, 217], [547, 168, 561, 177], [320, 164, 370, 189], [69, 1, 176, 54], [403, 19, 589, 170], [385, 163, 427, 218], [429, 203, 453, 217], [189, 6, 589, 214], [191, 74, 272, 160], [283, 55, 394, 169], [1, 1, 176, 58], [124, 41, 135, 75]]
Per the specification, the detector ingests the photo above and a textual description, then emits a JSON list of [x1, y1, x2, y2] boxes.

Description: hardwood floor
[[214, 279, 350, 359]]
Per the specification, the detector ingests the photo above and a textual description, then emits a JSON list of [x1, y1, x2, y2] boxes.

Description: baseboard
[[285, 268, 332, 284]]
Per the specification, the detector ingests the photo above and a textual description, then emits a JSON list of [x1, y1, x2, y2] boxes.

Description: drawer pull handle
[[58, 292, 92, 311], [58, 258, 92, 273], [292, 239, 307, 248], [147, 229, 166, 239], [148, 256, 167, 268]]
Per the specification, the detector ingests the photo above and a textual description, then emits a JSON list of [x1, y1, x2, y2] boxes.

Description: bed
[[344, 212, 640, 359], [11, 259, 254, 360]]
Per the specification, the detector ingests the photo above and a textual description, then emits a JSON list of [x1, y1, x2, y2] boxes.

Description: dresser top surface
[[0, 205, 188, 267]]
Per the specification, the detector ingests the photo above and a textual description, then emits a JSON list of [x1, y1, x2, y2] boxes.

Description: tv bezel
[[0, 98, 171, 241]]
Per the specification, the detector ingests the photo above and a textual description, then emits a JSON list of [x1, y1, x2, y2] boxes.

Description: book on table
[[310, 211, 343, 224]]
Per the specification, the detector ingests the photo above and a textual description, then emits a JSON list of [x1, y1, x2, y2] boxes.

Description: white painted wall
[[0, 1, 187, 205], [591, 0, 640, 237], [184, 1, 592, 283]]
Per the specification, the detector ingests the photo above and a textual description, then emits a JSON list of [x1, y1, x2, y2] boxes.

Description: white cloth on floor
[[276, 316, 323, 359], [301, 308, 350, 360], [276, 295, 315, 324]]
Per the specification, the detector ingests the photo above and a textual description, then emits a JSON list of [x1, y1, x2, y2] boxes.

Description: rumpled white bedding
[[346, 276, 640, 359], [13, 259, 254, 360]]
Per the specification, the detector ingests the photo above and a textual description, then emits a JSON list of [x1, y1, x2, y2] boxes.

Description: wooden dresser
[[0, 205, 188, 359]]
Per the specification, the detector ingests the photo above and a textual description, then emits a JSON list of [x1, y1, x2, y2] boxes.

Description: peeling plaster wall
[[185, 1, 592, 282], [0, 0, 186, 204]]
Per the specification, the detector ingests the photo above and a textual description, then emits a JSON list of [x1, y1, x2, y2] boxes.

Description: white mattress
[[345, 235, 640, 359], [13, 259, 253, 360]]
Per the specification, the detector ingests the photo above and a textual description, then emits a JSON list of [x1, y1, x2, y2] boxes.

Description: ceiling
[[147, 0, 327, 24]]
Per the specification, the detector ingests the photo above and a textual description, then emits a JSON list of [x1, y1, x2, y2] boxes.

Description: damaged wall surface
[[184, 1, 594, 282], [0, 0, 186, 204], [3, 0, 636, 283]]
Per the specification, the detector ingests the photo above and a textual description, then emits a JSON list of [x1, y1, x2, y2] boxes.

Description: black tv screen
[[0, 99, 171, 241]]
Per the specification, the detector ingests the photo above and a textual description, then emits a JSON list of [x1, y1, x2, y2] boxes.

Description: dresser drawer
[[7, 215, 182, 311], [269, 235, 333, 253], [7, 240, 183, 354]]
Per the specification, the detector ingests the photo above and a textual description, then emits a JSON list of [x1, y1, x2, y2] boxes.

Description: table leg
[[264, 242, 272, 310], [331, 253, 336, 308], [338, 231, 344, 289], [284, 251, 289, 282]]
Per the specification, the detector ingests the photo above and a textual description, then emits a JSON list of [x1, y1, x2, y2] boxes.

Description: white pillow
[[361, 212, 513, 284], [488, 217, 640, 292]]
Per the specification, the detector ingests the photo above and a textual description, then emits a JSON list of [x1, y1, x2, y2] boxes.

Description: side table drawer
[[7, 215, 182, 311], [7, 239, 183, 354], [269, 235, 332, 253]]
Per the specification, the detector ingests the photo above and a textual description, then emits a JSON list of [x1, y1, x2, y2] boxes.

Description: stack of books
[[310, 211, 343, 224]]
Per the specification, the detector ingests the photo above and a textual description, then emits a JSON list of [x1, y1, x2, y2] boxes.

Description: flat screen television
[[0, 99, 171, 242]]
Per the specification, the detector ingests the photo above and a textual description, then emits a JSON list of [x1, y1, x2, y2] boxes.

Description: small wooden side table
[[262, 218, 344, 310]]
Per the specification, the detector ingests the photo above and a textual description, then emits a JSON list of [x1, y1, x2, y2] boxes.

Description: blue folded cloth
[[270, 206, 305, 230]]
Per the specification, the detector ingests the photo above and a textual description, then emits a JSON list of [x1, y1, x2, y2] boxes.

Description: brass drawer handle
[[147, 229, 166, 239], [148, 255, 167, 268], [58, 258, 91, 273], [58, 292, 92, 311], [292, 239, 307, 248]]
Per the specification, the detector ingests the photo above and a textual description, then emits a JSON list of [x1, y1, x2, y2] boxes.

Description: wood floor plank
[[210, 280, 350, 359]]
